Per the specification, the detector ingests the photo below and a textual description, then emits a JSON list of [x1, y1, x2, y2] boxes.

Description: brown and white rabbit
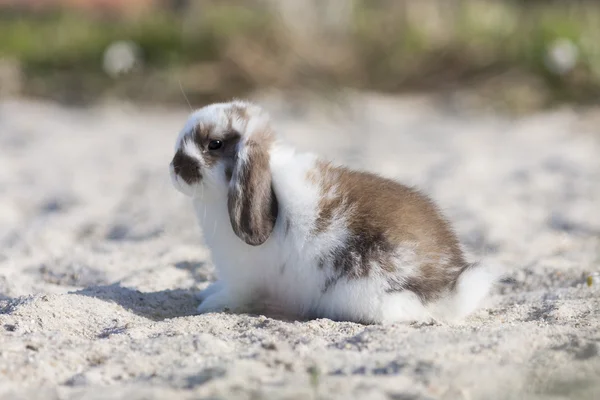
[[170, 100, 501, 324]]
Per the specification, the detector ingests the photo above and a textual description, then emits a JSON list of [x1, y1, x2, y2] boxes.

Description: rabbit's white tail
[[428, 261, 505, 323]]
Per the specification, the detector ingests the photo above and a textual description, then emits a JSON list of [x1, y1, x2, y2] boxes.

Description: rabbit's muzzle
[[171, 150, 201, 184]]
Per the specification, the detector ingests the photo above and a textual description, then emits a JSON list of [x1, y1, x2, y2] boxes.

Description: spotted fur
[[169, 100, 502, 324]]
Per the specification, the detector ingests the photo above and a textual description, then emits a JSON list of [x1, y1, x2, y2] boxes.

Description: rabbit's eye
[[208, 140, 223, 150]]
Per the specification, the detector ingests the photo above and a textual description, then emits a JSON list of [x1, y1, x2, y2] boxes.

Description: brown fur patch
[[310, 162, 467, 301], [190, 123, 241, 171], [171, 149, 201, 184], [230, 105, 249, 122]]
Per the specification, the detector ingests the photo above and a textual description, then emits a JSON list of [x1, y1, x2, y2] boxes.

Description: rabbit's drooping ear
[[227, 130, 278, 246]]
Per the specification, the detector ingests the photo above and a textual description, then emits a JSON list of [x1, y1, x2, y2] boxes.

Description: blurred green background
[[1, 0, 600, 112]]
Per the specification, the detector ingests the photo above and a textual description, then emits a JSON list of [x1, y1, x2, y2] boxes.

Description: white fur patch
[[183, 139, 203, 165], [428, 260, 506, 322], [380, 291, 430, 324]]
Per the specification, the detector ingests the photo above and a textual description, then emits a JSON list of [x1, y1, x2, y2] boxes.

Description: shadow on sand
[[74, 283, 199, 321]]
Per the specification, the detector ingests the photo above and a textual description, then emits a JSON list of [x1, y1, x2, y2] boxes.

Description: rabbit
[[169, 100, 501, 324]]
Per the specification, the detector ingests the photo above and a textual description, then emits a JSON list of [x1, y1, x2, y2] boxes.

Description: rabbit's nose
[[171, 150, 201, 184]]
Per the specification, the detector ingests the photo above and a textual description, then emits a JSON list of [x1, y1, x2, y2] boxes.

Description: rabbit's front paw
[[195, 281, 224, 302], [196, 290, 232, 314]]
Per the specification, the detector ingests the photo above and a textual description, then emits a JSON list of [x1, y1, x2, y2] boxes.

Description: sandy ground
[[0, 93, 599, 399]]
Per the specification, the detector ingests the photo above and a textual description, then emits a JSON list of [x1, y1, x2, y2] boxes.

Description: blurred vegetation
[[1, 0, 600, 111]]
